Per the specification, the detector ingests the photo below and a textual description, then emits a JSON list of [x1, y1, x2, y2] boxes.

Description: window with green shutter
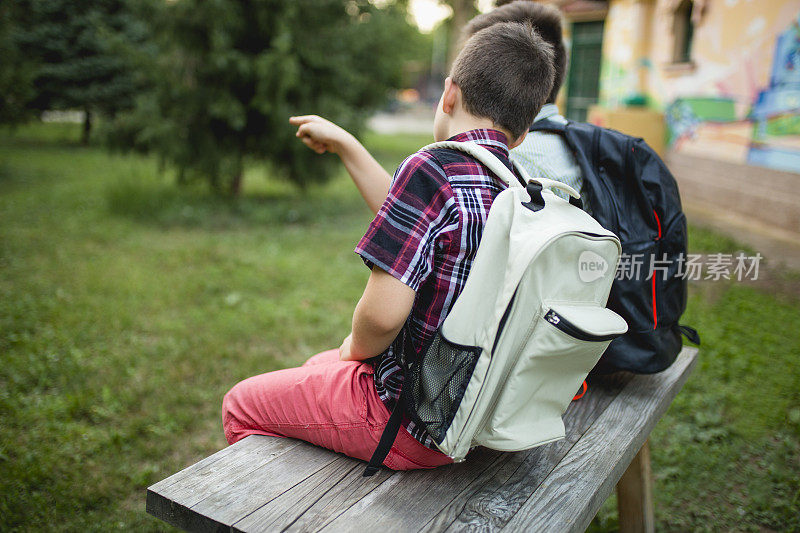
[[566, 20, 605, 123]]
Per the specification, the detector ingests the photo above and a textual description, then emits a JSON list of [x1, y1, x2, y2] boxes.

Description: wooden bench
[[147, 346, 697, 532]]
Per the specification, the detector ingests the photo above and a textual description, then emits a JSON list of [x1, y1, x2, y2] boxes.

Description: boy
[[221, 21, 555, 470], [465, 1, 587, 209]]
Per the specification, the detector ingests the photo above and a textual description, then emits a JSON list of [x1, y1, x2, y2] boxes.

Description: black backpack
[[530, 119, 700, 374]]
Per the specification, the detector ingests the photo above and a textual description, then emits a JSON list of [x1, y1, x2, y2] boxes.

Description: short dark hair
[[450, 21, 554, 140], [463, 1, 566, 104]]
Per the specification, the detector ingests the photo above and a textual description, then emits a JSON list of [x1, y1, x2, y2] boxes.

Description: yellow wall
[[588, 105, 667, 155], [598, 0, 653, 108]]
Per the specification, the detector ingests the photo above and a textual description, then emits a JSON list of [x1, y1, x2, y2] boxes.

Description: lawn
[[1, 123, 798, 532]]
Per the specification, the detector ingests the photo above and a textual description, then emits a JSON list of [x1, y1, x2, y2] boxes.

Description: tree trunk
[[228, 153, 244, 196], [229, 170, 243, 196], [81, 109, 92, 145], [447, 0, 475, 71]]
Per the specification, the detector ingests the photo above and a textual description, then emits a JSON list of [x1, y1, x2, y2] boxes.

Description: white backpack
[[364, 141, 628, 475]]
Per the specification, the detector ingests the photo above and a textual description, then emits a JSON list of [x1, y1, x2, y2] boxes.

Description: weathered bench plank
[[236, 457, 392, 532], [501, 347, 697, 532], [147, 347, 698, 533]]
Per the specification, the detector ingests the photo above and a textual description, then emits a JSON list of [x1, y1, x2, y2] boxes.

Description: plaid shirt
[[354, 129, 520, 447]]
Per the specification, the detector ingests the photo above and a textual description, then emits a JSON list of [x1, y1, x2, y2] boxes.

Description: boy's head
[[463, 1, 567, 104], [434, 21, 554, 145]]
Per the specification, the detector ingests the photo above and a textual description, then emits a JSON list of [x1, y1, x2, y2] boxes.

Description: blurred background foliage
[[0, 0, 430, 193], [0, 0, 152, 142]]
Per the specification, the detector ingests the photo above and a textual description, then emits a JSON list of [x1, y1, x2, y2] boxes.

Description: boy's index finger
[[289, 115, 319, 125]]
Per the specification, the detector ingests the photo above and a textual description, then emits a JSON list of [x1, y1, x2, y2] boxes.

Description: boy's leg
[[221, 359, 452, 470]]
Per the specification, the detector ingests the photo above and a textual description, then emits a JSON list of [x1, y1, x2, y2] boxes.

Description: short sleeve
[[355, 151, 458, 291]]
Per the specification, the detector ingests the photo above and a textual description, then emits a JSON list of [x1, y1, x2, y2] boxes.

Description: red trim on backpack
[[651, 276, 658, 329], [652, 209, 662, 329], [653, 209, 662, 238], [572, 380, 588, 401]]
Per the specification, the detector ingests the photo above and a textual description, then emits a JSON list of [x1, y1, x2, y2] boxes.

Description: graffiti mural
[[748, 17, 800, 172], [666, 97, 735, 145], [664, 15, 800, 173]]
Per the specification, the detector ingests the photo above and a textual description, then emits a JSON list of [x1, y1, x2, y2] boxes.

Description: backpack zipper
[[592, 128, 623, 236], [543, 309, 621, 342], [491, 290, 517, 355]]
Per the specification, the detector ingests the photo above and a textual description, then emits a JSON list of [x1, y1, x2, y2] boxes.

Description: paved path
[[684, 200, 800, 272], [368, 109, 433, 135]]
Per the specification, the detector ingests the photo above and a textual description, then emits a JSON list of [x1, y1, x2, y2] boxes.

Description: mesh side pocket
[[410, 330, 483, 445]]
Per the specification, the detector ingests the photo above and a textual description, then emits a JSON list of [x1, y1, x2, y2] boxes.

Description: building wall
[[598, 0, 800, 175]]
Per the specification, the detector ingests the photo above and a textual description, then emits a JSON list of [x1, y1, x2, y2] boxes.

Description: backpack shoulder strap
[[421, 140, 523, 188], [528, 117, 567, 134], [421, 141, 582, 201]]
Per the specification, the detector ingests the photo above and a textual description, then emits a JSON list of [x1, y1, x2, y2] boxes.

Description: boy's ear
[[508, 130, 528, 150], [442, 77, 459, 115]]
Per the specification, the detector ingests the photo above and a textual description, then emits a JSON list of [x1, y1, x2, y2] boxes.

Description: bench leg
[[616, 439, 655, 533]]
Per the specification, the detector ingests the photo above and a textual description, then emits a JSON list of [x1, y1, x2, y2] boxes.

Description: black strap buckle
[[522, 182, 545, 212]]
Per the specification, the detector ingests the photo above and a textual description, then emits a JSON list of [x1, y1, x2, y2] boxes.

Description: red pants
[[221, 349, 453, 471]]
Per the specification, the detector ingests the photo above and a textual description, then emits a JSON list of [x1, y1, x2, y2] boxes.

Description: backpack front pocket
[[476, 303, 627, 451], [542, 306, 627, 342]]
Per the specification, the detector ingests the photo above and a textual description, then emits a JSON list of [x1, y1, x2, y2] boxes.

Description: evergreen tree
[[0, 2, 35, 125], [120, 0, 421, 194], [7, 0, 151, 143]]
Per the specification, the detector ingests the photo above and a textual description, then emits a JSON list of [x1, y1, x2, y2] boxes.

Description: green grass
[[1, 123, 798, 531]]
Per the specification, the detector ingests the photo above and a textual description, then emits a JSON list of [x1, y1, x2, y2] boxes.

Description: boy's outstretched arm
[[340, 266, 415, 361], [289, 115, 391, 215]]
